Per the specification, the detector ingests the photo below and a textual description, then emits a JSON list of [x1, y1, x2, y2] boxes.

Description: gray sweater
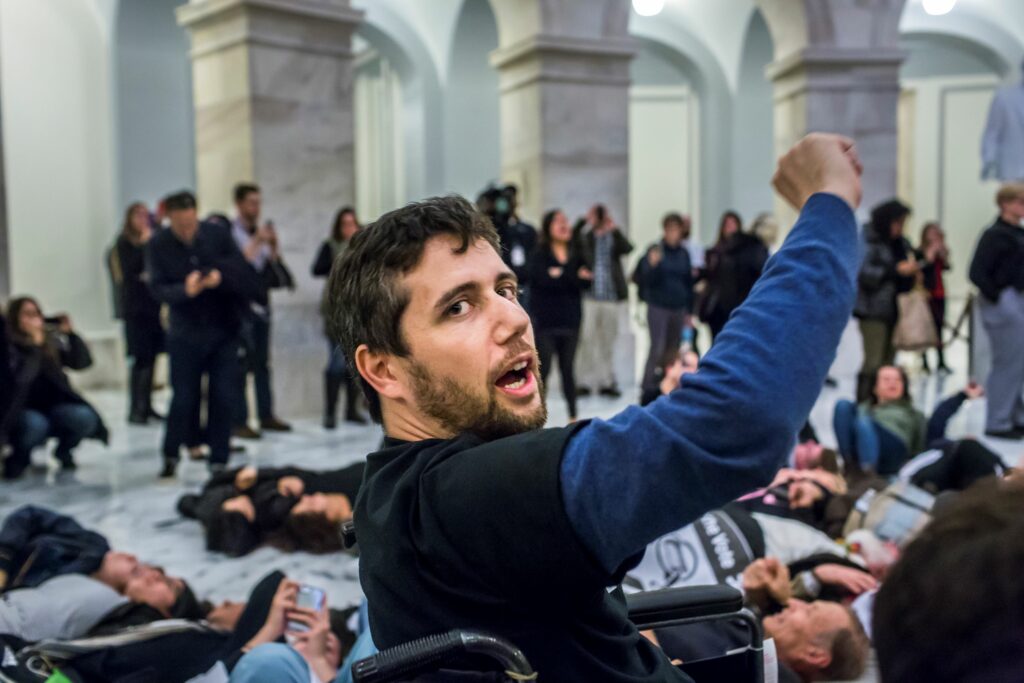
[[0, 574, 127, 642]]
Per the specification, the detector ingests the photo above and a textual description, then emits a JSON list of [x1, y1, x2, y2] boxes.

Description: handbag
[[892, 287, 938, 351]]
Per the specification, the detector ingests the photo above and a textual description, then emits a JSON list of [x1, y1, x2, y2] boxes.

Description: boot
[[344, 376, 368, 425], [324, 371, 342, 429], [128, 364, 149, 424]]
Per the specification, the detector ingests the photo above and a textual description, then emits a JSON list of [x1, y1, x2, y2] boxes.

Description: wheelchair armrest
[[627, 585, 744, 628]]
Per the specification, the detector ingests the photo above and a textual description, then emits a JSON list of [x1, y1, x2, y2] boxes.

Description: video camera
[[476, 183, 518, 230]]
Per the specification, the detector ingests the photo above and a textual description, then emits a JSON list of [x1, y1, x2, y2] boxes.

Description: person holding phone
[[147, 191, 263, 478], [574, 202, 633, 398], [232, 580, 344, 683], [2, 297, 107, 478], [634, 213, 695, 405], [231, 183, 293, 439]]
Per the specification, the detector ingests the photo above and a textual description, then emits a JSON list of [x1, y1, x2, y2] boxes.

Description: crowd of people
[[0, 137, 1021, 683]]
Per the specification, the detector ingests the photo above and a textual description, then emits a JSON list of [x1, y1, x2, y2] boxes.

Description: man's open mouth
[[495, 360, 530, 390]]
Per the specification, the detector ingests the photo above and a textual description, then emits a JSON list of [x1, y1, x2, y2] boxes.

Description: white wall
[[115, 0, 195, 211], [1, 0, 118, 335]]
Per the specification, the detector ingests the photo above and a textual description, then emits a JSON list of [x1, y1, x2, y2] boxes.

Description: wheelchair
[[350, 584, 767, 682]]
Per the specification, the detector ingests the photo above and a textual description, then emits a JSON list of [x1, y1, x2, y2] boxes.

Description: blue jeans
[[6, 404, 99, 476], [229, 644, 310, 683], [833, 400, 908, 475]]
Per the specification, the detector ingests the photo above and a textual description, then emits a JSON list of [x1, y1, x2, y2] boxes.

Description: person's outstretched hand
[[772, 133, 863, 211]]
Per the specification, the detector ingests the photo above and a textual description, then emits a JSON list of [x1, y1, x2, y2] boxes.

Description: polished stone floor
[[0, 319, 1018, 623]]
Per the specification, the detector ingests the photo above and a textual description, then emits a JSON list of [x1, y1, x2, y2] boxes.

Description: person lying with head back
[[326, 134, 863, 682]]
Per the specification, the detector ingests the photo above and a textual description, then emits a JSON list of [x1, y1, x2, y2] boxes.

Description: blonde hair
[[995, 183, 1024, 207]]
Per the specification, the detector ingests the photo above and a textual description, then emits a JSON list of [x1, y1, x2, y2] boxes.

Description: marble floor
[[0, 319, 1019, 619]]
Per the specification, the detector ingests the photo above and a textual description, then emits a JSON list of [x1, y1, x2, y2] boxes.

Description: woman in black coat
[[4, 297, 108, 479], [114, 202, 165, 424], [526, 209, 592, 420], [853, 199, 918, 400], [699, 211, 769, 341]]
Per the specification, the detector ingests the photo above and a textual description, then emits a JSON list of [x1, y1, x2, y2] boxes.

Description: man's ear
[[803, 643, 832, 672], [354, 344, 407, 402]]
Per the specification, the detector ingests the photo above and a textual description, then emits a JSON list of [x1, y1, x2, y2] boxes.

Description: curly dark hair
[[325, 195, 501, 422]]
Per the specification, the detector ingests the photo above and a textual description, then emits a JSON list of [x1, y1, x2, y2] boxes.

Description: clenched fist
[[772, 133, 863, 211]]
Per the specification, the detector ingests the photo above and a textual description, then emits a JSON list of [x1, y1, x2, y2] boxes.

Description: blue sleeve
[[926, 392, 967, 446], [561, 193, 859, 574]]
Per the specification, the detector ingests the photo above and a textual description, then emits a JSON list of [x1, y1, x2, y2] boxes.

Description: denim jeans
[[6, 404, 99, 476], [833, 399, 908, 475]]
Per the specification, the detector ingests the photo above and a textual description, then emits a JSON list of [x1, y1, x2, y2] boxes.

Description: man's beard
[[409, 358, 547, 441]]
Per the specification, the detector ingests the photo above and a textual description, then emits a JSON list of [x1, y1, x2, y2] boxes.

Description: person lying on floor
[[176, 462, 363, 556], [0, 505, 192, 598], [646, 557, 872, 683], [0, 562, 204, 645], [69, 570, 355, 683]]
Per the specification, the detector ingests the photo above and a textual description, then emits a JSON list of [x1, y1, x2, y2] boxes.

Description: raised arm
[[562, 135, 862, 574]]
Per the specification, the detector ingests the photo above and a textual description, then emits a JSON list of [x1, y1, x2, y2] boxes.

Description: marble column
[[768, 48, 905, 226], [491, 33, 637, 387], [491, 35, 634, 227], [178, 0, 363, 417]]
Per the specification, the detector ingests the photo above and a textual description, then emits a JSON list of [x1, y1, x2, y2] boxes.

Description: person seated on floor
[[874, 478, 1024, 683], [2, 297, 108, 479], [176, 462, 363, 556], [833, 365, 984, 475], [648, 558, 872, 683]]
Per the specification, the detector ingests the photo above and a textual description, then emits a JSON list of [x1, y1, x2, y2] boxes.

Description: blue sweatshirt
[[561, 193, 859, 573]]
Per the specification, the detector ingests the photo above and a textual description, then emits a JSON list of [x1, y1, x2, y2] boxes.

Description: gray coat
[[854, 232, 914, 324]]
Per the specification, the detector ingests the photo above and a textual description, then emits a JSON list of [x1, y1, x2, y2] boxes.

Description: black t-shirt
[[355, 428, 690, 682]]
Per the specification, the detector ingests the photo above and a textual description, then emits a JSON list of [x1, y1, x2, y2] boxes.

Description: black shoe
[[598, 386, 621, 398], [345, 414, 369, 425], [54, 452, 76, 471], [576, 386, 592, 397], [324, 415, 337, 430], [233, 425, 262, 440], [128, 413, 149, 425], [229, 443, 247, 454], [985, 428, 1024, 440], [187, 447, 209, 462], [159, 460, 178, 479], [260, 417, 292, 432]]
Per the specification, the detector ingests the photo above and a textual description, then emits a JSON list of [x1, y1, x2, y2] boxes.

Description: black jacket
[[497, 219, 538, 285], [969, 217, 1024, 303], [0, 314, 14, 449], [700, 233, 768, 321], [526, 245, 591, 331], [115, 235, 162, 321], [575, 222, 634, 301], [854, 231, 915, 323], [0, 506, 110, 590], [146, 222, 262, 339], [8, 333, 108, 444]]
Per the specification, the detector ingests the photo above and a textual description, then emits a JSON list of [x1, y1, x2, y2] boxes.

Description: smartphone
[[286, 584, 325, 633]]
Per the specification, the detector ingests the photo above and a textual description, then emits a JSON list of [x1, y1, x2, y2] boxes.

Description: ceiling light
[[633, 0, 664, 17], [922, 0, 956, 16]]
